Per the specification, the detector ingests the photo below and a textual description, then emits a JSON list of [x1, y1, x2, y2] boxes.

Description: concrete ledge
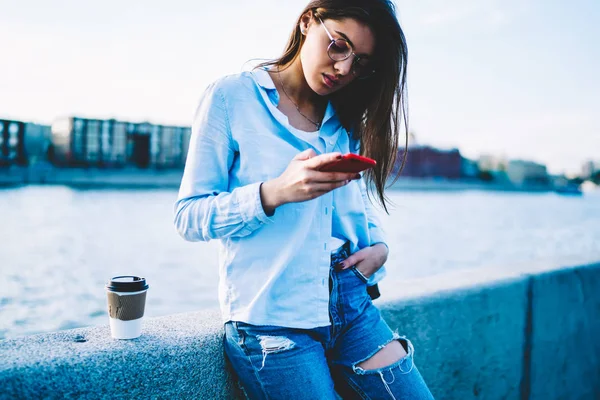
[[380, 277, 528, 398], [1, 262, 599, 399], [530, 264, 600, 399], [0, 310, 239, 399]]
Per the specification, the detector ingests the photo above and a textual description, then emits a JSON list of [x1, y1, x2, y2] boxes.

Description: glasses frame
[[318, 17, 375, 79]]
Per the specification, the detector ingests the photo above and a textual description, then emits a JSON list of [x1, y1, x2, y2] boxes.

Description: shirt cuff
[[368, 265, 386, 286], [236, 182, 274, 231], [368, 233, 388, 286]]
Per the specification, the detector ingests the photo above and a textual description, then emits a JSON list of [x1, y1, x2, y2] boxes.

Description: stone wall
[[1, 262, 599, 399]]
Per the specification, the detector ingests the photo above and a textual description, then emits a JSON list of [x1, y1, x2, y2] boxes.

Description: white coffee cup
[[105, 276, 149, 339]]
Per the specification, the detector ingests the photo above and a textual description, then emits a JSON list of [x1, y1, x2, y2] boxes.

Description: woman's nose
[[334, 57, 354, 77]]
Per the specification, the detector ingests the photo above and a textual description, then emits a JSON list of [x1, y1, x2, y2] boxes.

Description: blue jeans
[[224, 243, 435, 399]]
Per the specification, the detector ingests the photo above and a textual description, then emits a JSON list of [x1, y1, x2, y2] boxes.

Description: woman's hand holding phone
[[260, 149, 361, 215], [319, 153, 376, 173]]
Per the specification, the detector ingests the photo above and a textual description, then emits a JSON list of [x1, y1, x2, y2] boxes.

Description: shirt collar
[[251, 67, 276, 90], [249, 68, 339, 128]]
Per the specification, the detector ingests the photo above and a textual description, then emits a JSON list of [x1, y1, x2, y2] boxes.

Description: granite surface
[[2, 262, 599, 399]]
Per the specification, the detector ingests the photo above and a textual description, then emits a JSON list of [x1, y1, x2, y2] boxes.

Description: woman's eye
[[332, 40, 350, 53]]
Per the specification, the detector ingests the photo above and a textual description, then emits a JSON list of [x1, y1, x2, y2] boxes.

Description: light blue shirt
[[174, 68, 387, 329]]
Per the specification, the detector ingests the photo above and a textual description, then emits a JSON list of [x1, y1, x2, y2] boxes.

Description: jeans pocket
[[351, 266, 369, 283], [225, 321, 248, 351]]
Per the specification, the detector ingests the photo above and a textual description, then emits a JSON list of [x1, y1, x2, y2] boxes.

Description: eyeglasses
[[318, 17, 375, 79]]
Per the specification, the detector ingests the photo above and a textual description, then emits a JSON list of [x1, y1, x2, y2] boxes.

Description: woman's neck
[[277, 60, 326, 110]]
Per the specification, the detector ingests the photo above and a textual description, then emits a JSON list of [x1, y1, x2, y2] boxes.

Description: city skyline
[[1, 0, 598, 174]]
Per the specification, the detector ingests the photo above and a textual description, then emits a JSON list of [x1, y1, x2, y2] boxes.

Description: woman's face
[[299, 16, 376, 96]]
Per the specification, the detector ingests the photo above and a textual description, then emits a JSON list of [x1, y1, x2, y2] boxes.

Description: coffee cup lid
[[106, 276, 149, 292]]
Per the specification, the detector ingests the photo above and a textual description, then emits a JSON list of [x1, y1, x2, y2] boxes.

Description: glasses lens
[[328, 39, 351, 60], [352, 59, 374, 78]]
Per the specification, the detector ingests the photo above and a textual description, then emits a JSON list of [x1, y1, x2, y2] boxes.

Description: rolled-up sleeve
[[174, 81, 273, 242], [358, 177, 388, 249], [350, 133, 388, 249], [358, 172, 388, 286]]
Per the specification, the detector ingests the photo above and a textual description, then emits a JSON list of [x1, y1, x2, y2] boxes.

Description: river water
[[1, 185, 598, 339]]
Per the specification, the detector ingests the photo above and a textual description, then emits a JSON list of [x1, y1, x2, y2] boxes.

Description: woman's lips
[[322, 74, 338, 88]]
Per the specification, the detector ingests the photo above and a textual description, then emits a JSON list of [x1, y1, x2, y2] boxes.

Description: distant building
[[0, 119, 51, 166], [0, 119, 25, 166], [460, 157, 479, 179], [550, 174, 570, 188], [475, 154, 512, 182], [506, 160, 549, 186], [50, 117, 191, 169], [477, 154, 507, 172], [23, 123, 52, 163], [581, 160, 600, 179], [397, 145, 462, 179]]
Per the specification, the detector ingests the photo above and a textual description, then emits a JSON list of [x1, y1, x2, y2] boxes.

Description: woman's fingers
[[303, 153, 361, 182], [273, 151, 360, 205], [305, 152, 342, 170], [293, 148, 317, 161], [338, 249, 368, 269], [313, 171, 361, 183], [309, 180, 352, 194]]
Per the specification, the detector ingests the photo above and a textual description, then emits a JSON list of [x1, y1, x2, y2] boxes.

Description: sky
[[0, 0, 598, 174]]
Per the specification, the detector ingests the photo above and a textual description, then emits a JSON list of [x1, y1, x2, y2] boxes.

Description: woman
[[175, 0, 434, 398]]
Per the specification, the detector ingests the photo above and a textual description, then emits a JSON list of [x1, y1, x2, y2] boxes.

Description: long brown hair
[[258, 0, 408, 212]]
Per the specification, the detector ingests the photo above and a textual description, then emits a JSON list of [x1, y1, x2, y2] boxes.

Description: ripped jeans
[[223, 243, 435, 400]]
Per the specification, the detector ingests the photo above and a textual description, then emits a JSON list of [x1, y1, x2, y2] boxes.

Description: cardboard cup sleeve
[[106, 291, 147, 321]]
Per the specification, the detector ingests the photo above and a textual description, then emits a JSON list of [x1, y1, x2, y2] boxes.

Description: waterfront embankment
[[0, 165, 558, 193], [1, 260, 599, 399]]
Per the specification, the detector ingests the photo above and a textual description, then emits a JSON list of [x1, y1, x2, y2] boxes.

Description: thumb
[[305, 152, 343, 170], [293, 148, 317, 161]]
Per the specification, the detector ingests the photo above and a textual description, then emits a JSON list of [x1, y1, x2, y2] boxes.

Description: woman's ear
[[299, 10, 314, 35]]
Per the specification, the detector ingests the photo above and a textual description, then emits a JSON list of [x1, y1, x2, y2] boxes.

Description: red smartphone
[[320, 154, 377, 173]]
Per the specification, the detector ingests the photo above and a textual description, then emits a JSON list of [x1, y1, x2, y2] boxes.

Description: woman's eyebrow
[[334, 30, 371, 58]]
